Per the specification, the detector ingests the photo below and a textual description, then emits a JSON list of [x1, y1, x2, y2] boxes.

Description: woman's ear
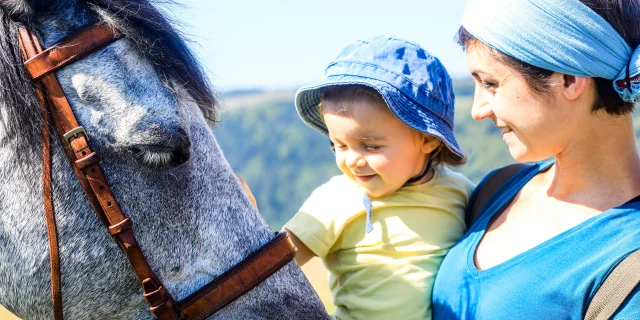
[[560, 74, 591, 101], [420, 134, 442, 154]]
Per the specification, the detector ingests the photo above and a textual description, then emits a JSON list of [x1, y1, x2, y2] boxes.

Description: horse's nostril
[[170, 145, 190, 167]]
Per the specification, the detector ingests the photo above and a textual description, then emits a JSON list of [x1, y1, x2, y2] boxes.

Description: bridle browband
[[17, 22, 296, 320]]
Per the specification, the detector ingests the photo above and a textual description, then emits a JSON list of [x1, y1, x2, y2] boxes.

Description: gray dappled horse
[[0, 0, 328, 319]]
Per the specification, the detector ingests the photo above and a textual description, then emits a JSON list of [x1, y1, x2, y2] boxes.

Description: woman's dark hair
[[457, 0, 640, 115]]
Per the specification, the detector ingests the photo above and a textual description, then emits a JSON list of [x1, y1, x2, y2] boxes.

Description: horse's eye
[[128, 143, 190, 169]]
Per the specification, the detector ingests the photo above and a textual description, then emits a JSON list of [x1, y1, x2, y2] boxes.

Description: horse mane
[[0, 0, 217, 164], [86, 0, 218, 121], [0, 8, 42, 164]]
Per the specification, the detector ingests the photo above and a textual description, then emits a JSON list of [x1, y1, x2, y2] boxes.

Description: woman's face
[[466, 44, 578, 162]]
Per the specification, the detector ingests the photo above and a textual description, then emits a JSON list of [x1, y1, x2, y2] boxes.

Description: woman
[[432, 0, 640, 319]]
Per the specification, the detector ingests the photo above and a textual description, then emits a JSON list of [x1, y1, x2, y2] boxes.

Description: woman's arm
[[283, 227, 316, 266]]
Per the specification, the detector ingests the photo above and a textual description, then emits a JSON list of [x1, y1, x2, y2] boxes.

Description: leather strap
[[18, 26, 64, 320], [23, 23, 118, 82], [179, 232, 297, 320], [18, 23, 182, 320], [41, 98, 64, 320], [584, 248, 640, 320], [18, 22, 297, 320]]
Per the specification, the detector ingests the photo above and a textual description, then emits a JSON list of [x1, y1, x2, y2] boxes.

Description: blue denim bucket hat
[[295, 36, 463, 160]]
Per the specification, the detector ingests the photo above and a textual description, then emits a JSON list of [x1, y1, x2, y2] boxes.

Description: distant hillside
[[212, 79, 515, 229]]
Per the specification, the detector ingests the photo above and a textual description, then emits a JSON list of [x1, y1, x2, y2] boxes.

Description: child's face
[[323, 101, 435, 197]]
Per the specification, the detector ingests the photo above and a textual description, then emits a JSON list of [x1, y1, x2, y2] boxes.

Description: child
[[283, 36, 475, 320]]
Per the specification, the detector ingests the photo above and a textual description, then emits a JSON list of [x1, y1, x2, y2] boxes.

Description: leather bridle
[[17, 22, 296, 320]]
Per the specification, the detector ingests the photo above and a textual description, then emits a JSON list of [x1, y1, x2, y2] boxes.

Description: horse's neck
[[0, 116, 280, 319]]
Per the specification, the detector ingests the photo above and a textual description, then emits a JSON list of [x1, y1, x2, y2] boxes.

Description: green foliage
[[213, 98, 340, 229], [213, 80, 512, 229]]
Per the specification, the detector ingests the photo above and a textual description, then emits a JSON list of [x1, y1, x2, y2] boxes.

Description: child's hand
[[237, 175, 258, 210]]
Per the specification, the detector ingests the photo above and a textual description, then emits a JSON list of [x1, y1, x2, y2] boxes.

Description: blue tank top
[[432, 162, 640, 319]]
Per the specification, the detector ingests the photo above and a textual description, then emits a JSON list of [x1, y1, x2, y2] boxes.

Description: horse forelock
[[87, 0, 218, 122], [0, 0, 218, 168]]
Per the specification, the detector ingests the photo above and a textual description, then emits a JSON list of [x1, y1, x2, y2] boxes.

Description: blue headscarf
[[462, 0, 640, 103]]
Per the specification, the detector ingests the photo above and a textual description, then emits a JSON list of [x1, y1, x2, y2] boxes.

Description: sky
[[171, 0, 471, 92]]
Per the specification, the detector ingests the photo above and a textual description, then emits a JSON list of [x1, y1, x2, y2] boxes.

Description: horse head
[[0, 0, 328, 318]]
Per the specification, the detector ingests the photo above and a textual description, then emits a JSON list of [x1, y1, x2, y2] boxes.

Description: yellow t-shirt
[[285, 166, 474, 320]]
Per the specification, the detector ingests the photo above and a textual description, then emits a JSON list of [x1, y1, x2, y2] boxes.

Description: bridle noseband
[[18, 22, 296, 320]]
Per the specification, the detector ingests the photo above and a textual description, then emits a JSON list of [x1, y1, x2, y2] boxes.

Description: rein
[[18, 22, 296, 320]]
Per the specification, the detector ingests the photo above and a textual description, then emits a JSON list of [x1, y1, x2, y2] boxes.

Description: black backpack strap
[[466, 163, 529, 226], [584, 248, 640, 320]]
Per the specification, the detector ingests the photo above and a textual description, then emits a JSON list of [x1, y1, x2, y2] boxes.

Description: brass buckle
[[63, 126, 89, 147]]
